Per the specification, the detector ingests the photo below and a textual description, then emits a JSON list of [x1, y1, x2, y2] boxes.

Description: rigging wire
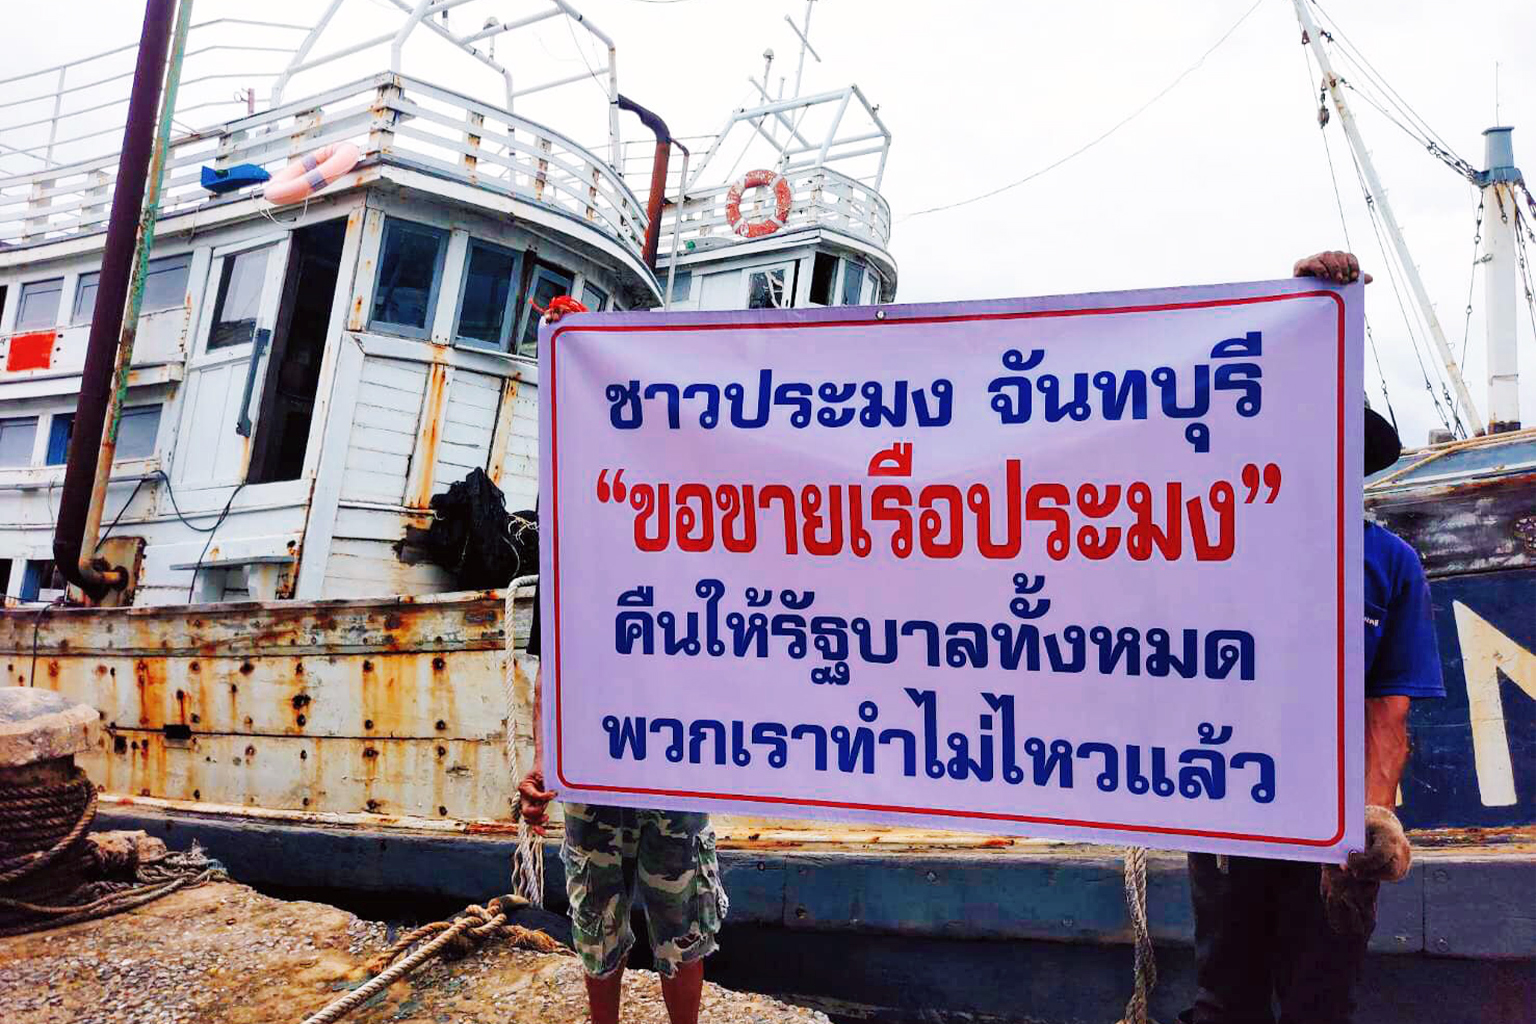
[[1305, 3, 1479, 187], [1330, 69, 1478, 184], [1343, 136, 1460, 434], [1514, 204, 1536, 359], [1303, 21, 1462, 433], [561, 13, 615, 105], [1300, 42, 1399, 428], [1308, 0, 1466, 166], [1457, 195, 1484, 399], [901, 0, 1263, 220]]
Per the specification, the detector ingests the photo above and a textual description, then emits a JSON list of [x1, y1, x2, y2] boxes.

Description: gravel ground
[[0, 882, 830, 1024]]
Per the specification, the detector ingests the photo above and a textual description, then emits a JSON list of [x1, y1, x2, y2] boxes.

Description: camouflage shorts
[[560, 804, 728, 978]]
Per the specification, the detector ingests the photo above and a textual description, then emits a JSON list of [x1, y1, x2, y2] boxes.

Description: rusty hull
[[1368, 467, 1536, 579], [0, 589, 535, 822]]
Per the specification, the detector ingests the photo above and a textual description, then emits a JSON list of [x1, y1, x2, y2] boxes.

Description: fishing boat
[[0, 2, 1529, 1021]]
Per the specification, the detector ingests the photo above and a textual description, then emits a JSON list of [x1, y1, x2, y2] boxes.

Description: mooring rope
[[505, 577, 544, 907], [298, 895, 571, 1024], [1115, 846, 1160, 1024], [0, 768, 223, 938], [0, 770, 97, 890]]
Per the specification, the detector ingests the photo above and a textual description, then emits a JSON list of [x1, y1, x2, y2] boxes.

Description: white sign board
[[540, 279, 1364, 862]]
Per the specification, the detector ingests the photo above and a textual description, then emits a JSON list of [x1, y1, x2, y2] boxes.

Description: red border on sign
[[547, 290, 1349, 847]]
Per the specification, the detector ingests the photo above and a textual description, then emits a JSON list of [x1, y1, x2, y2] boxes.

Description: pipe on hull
[[53, 0, 178, 601]]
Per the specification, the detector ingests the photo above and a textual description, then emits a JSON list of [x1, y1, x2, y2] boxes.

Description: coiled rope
[[0, 769, 97, 893], [505, 576, 544, 906], [1115, 846, 1160, 1024], [0, 767, 224, 938]]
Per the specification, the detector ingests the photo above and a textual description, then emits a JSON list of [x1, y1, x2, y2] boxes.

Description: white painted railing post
[[463, 109, 484, 175], [368, 81, 402, 158]]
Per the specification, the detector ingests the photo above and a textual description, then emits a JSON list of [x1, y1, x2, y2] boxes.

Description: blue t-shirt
[[1364, 521, 1446, 699]]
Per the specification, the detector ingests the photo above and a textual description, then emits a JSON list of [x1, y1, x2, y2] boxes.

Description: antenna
[[1494, 61, 1500, 124], [787, 0, 822, 100]]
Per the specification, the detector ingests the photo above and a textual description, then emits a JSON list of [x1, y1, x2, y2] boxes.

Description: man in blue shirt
[[1180, 251, 1448, 1024]]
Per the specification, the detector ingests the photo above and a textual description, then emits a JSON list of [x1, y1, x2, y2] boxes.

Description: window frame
[[15, 278, 64, 331], [115, 404, 162, 460], [580, 279, 610, 312], [43, 403, 162, 467], [206, 244, 277, 351], [368, 218, 450, 340], [746, 262, 795, 310], [72, 253, 192, 326], [45, 413, 73, 466], [515, 262, 576, 357], [839, 259, 866, 307], [451, 238, 523, 352], [667, 269, 692, 303], [0, 416, 40, 467]]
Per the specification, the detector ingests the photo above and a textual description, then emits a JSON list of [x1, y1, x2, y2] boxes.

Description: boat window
[[454, 240, 521, 351], [73, 254, 191, 325], [43, 404, 160, 466], [45, 414, 72, 465], [16, 278, 63, 330], [748, 267, 791, 309], [810, 252, 838, 305], [840, 260, 865, 307], [516, 263, 575, 357], [117, 405, 161, 459], [668, 270, 691, 303], [0, 416, 38, 466], [208, 246, 272, 349], [20, 559, 59, 602], [0, 558, 10, 600], [370, 219, 448, 337], [580, 280, 609, 312]]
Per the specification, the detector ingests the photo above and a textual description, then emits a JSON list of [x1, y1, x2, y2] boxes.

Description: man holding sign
[[1177, 252, 1445, 1024], [520, 302, 726, 1024]]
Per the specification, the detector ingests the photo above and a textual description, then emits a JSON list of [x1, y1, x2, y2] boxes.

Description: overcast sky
[[5, 0, 1533, 445]]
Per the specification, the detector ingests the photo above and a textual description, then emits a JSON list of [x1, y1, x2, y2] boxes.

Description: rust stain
[[486, 377, 520, 486], [726, 838, 808, 851], [406, 360, 451, 509], [133, 658, 164, 727]]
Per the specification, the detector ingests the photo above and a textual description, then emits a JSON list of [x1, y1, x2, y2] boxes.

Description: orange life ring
[[263, 143, 361, 205], [725, 169, 792, 239]]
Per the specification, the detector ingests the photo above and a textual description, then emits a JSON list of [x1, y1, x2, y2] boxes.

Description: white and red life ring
[[725, 169, 792, 239], [263, 143, 362, 205]]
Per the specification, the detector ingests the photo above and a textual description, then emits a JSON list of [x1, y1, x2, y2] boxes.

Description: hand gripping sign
[[539, 279, 1364, 862]]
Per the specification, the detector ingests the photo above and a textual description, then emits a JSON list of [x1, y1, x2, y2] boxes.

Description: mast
[[1480, 127, 1522, 432], [1292, 0, 1486, 436]]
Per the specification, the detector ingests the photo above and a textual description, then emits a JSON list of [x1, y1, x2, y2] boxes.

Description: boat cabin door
[[173, 233, 292, 493], [173, 218, 348, 496]]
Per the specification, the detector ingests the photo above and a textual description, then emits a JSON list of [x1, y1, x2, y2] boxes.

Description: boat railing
[[0, 71, 648, 261], [659, 165, 891, 255], [0, 17, 308, 175]]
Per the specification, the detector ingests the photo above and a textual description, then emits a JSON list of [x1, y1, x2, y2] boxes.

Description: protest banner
[[539, 279, 1364, 862]]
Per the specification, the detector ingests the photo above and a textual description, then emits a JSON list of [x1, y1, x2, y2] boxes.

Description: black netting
[[424, 469, 538, 589]]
